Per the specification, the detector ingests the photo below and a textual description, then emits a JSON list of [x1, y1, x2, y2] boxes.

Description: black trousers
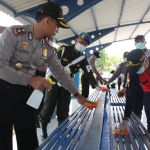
[[81, 73, 89, 98], [117, 78, 122, 90], [133, 84, 144, 119], [0, 79, 38, 150], [40, 84, 71, 125]]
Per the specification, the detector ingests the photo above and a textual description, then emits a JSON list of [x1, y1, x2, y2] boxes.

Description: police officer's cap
[[135, 35, 145, 42], [94, 51, 101, 58], [78, 32, 91, 45], [37, 2, 70, 29], [127, 49, 146, 74]]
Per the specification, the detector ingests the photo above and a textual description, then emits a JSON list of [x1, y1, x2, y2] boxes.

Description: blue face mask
[[136, 67, 145, 74], [75, 43, 86, 52], [123, 57, 127, 62], [135, 42, 145, 49]]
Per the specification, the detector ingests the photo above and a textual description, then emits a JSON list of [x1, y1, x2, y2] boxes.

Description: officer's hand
[[118, 89, 126, 97], [102, 79, 107, 83], [29, 76, 52, 92], [103, 81, 109, 85], [113, 120, 129, 135], [76, 94, 98, 110], [96, 86, 110, 92]]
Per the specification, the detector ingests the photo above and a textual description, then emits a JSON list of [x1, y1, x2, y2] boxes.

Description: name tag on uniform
[[86, 65, 92, 72]]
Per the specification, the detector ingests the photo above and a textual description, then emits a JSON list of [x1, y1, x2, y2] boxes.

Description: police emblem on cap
[[16, 63, 22, 69], [81, 33, 86, 39], [128, 61, 133, 66], [20, 42, 28, 50]]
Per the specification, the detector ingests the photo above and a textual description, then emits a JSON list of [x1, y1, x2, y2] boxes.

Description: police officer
[[116, 49, 150, 133], [0, 2, 98, 150], [39, 32, 105, 141], [81, 52, 106, 98], [105, 52, 129, 88]]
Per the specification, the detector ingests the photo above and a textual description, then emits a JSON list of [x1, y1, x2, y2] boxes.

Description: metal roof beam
[[85, 43, 111, 59], [14, 0, 102, 22], [58, 28, 115, 45], [67, 23, 77, 36], [114, 0, 126, 42], [91, 7, 98, 30], [0, 1, 32, 24], [129, 5, 150, 38]]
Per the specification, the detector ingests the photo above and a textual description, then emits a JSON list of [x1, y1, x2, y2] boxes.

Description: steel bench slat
[[55, 109, 91, 150], [44, 107, 88, 149]]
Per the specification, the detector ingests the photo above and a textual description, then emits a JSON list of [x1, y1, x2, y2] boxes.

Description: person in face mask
[[118, 35, 150, 119], [135, 35, 150, 56], [115, 49, 150, 134], [39, 32, 109, 141], [105, 52, 129, 88]]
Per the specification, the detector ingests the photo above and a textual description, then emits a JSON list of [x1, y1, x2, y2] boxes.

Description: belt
[[0, 79, 33, 94]]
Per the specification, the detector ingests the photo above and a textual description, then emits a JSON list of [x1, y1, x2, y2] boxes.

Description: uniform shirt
[[0, 24, 78, 94], [88, 57, 96, 70], [109, 62, 127, 83], [144, 48, 150, 56], [56, 45, 97, 88]]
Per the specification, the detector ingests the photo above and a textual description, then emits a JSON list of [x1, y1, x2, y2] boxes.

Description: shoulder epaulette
[[12, 27, 26, 36]]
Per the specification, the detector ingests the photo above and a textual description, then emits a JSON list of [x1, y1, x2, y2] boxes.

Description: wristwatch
[[74, 92, 80, 97]]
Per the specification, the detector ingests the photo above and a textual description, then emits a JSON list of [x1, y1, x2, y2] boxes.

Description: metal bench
[[36, 89, 102, 150], [104, 89, 150, 150]]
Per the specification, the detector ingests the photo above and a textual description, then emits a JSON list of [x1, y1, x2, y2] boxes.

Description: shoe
[[40, 123, 48, 141]]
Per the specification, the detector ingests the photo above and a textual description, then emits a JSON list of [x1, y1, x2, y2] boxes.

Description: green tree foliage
[[95, 50, 122, 71], [95, 50, 108, 70]]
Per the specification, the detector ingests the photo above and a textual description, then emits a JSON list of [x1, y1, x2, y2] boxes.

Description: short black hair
[[135, 35, 145, 42], [35, 12, 49, 22]]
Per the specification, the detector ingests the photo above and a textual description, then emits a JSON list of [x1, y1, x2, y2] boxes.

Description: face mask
[[123, 58, 127, 62], [75, 43, 86, 52], [136, 67, 145, 74], [135, 42, 145, 49]]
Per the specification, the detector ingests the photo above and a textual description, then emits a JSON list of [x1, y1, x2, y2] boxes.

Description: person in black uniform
[[116, 49, 150, 133], [39, 32, 105, 141], [118, 35, 150, 119]]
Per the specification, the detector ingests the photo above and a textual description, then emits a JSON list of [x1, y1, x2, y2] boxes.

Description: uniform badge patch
[[81, 33, 86, 39], [20, 42, 28, 50], [63, 58, 68, 62], [28, 32, 33, 41], [12, 27, 26, 36], [42, 48, 48, 59]]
